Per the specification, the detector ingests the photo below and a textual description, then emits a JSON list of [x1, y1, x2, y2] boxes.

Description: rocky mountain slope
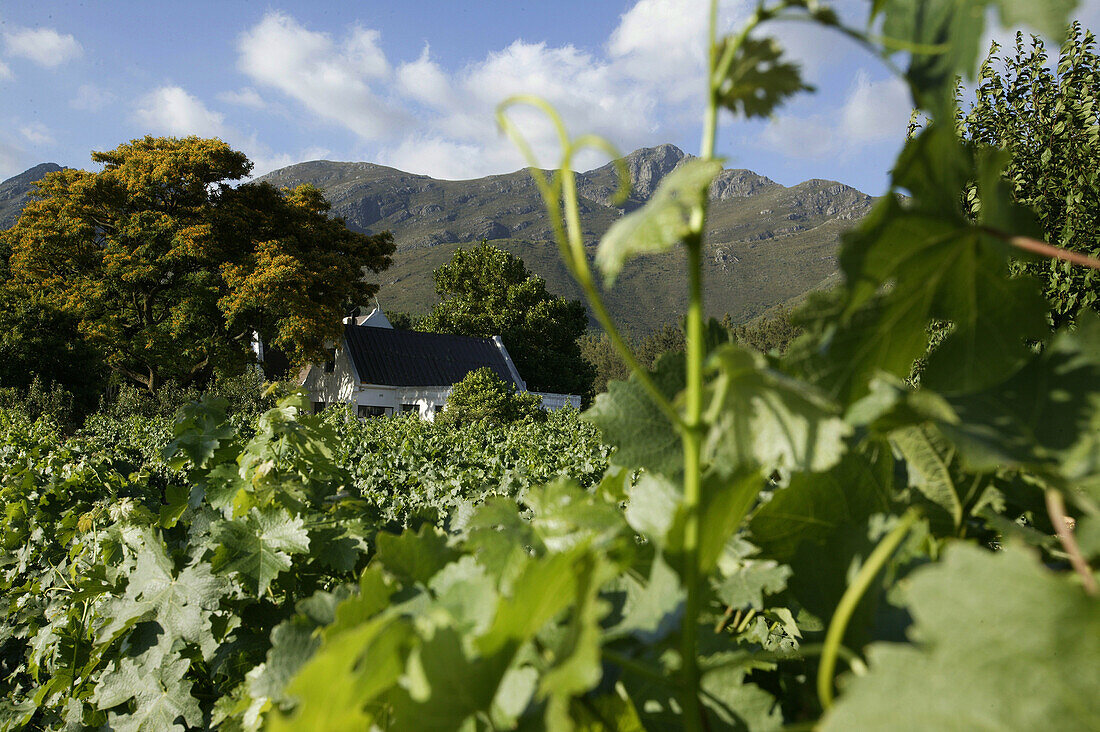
[[257, 144, 872, 330], [0, 163, 62, 229], [1, 147, 873, 332]]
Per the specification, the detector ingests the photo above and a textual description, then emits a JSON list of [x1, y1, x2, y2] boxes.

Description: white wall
[[301, 346, 358, 406], [531, 392, 582, 410]]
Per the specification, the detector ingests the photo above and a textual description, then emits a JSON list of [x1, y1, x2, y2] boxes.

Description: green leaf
[[750, 450, 894, 563], [92, 651, 202, 732], [539, 554, 612, 729], [374, 524, 459, 585], [627, 469, 766, 576], [99, 536, 225, 651], [523, 480, 628, 554], [705, 344, 850, 474], [250, 618, 322, 701], [605, 553, 684, 643], [827, 128, 1049, 397], [877, 0, 1077, 104], [587, 352, 684, 478], [477, 549, 583, 655], [388, 628, 513, 731], [749, 448, 896, 637], [713, 539, 791, 612], [271, 617, 415, 731], [822, 543, 1100, 731], [890, 424, 969, 530], [210, 507, 310, 595], [595, 159, 723, 285], [427, 556, 499, 636], [937, 314, 1100, 486], [715, 36, 813, 119]]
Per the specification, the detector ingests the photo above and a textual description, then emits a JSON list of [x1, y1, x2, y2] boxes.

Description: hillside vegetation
[[256, 144, 870, 330]]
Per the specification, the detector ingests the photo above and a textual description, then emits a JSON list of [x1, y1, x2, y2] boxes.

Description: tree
[[417, 241, 594, 395], [960, 24, 1100, 327], [2, 136, 394, 392], [437, 367, 543, 427]]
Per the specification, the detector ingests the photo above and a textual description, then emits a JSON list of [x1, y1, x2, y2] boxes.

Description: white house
[[299, 306, 581, 420]]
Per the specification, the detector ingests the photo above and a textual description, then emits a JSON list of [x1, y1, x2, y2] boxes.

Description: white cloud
[[3, 26, 82, 67], [230, 2, 904, 181], [134, 86, 226, 137], [761, 72, 910, 160], [217, 87, 267, 109], [71, 83, 116, 112], [0, 138, 27, 180], [396, 45, 456, 110], [237, 12, 409, 140], [841, 72, 912, 142], [0, 60, 12, 80], [131, 83, 331, 179], [19, 123, 54, 145], [759, 113, 840, 159], [247, 142, 332, 178]]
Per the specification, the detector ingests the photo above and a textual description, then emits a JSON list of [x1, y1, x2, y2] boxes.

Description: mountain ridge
[[0, 146, 872, 332]]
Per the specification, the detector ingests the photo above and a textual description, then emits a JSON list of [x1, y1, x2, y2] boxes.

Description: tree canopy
[[1, 136, 394, 391], [417, 241, 593, 395], [960, 24, 1100, 327]]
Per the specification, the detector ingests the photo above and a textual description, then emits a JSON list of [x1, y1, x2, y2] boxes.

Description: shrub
[[438, 367, 543, 427]]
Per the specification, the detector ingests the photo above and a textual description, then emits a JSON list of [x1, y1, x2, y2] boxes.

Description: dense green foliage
[[582, 313, 800, 397], [435, 367, 544, 428], [0, 401, 607, 729], [962, 24, 1100, 327], [0, 136, 394, 393], [3, 2, 1099, 730], [418, 241, 594, 395], [580, 324, 687, 396]]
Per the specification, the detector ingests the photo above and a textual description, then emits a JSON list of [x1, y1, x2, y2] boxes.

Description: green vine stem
[[817, 509, 920, 711]]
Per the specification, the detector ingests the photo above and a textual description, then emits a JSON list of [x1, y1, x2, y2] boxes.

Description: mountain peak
[[1, 162, 64, 229], [621, 144, 689, 198]]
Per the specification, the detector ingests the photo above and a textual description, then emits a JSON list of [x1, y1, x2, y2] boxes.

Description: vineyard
[[3, 0, 1100, 730]]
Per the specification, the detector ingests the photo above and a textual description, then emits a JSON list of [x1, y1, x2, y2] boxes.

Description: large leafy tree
[[418, 241, 593, 395], [961, 23, 1100, 327], [2, 136, 394, 391]]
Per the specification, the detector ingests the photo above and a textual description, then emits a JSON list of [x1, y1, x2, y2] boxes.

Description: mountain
[[257, 144, 872, 332], [0, 163, 62, 229], [0, 148, 872, 333]]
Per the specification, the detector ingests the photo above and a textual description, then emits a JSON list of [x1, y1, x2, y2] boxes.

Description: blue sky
[[2, 1, 1098, 194]]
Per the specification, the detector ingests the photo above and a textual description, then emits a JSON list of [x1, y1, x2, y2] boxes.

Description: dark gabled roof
[[343, 324, 521, 388]]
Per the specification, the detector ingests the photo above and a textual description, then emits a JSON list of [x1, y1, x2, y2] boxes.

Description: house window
[[358, 405, 386, 419], [323, 347, 336, 373], [313, 401, 326, 414], [400, 404, 418, 413]]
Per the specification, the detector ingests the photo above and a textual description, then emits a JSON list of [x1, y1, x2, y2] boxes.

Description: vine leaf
[[210, 508, 310, 595], [889, 424, 966, 530], [876, 0, 1078, 102], [822, 544, 1100, 730], [269, 617, 415, 731], [938, 314, 1100, 489], [374, 524, 458, 586], [98, 537, 225, 653], [595, 159, 723, 285], [387, 628, 513, 731], [715, 36, 813, 119], [705, 345, 850, 474], [587, 352, 685, 478], [92, 651, 203, 732], [829, 127, 1048, 397], [749, 448, 896, 640]]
